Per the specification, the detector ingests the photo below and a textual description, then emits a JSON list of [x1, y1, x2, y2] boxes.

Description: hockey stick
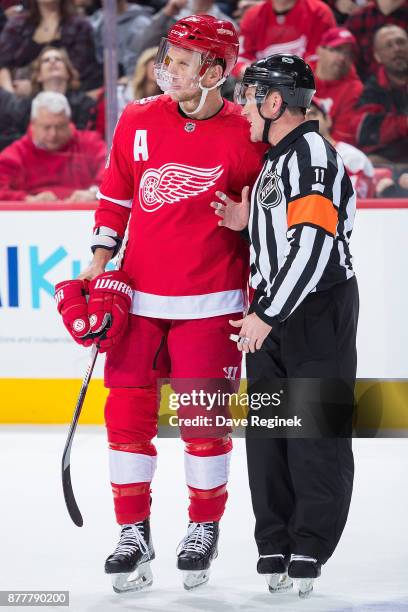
[[61, 227, 129, 526], [61, 343, 99, 527]]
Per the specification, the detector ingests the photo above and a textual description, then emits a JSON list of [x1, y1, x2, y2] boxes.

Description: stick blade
[[62, 464, 83, 527]]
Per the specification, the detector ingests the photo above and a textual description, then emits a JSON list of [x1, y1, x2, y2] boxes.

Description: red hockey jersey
[[0, 126, 106, 200], [233, 0, 336, 77], [96, 96, 265, 319], [310, 62, 364, 145]]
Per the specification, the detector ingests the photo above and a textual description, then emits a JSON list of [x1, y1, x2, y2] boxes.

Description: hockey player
[[213, 54, 358, 598], [55, 15, 264, 593]]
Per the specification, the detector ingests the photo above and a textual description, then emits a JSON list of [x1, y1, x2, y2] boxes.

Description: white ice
[[1, 426, 407, 612]]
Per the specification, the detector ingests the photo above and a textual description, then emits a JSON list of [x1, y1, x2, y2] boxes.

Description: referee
[[212, 54, 359, 598]]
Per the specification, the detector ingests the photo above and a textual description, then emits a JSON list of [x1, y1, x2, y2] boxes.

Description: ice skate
[[105, 519, 155, 593], [257, 554, 293, 593], [177, 521, 219, 590], [288, 554, 321, 598]]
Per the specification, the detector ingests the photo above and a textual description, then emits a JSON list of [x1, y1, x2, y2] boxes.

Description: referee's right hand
[[211, 186, 250, 231]]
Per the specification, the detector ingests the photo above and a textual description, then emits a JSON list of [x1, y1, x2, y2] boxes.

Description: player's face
[[32, 108, 72, 151], [241, 87, 265, 142], [154, 44, 203, 101]]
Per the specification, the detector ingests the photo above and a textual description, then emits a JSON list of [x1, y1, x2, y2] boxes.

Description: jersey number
[[314, 168, 325, 183]]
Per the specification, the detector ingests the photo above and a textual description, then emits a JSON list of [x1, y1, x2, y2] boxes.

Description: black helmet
[[235, 54, 316, 109]]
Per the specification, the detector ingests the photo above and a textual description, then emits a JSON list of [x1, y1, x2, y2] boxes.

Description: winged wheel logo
[[139, 163, 224, 212]]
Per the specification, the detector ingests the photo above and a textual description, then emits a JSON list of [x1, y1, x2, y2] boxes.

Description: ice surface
[[0, 426, 407, 612]]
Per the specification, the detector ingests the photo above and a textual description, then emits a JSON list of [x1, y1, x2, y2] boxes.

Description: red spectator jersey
[[310, 62, 363, 145], [96, 95, 265, 319], [0, 126, 106, 200], [234, 0, 336, 77], [335, 141, 374, 199]]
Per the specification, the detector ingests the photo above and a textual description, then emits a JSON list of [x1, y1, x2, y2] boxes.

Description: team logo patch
[[184, 122, 196, 133], [258, 169, 283, 210], [73, 319, 86, 333], [139, 163, 224, 212]]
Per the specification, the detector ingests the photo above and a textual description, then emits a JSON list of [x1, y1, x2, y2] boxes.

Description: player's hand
[[54, 279, 93, 346], [65, 189, 98, 202], [229, 313, 272, 353], [211, 186, 250, 231], [25, 191, 58, 202], [87, 270, 133, 352]]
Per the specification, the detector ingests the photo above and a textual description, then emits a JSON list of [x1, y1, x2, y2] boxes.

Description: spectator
[[356, 24, 408, 163], [139, 0, 235, 52], [94, 47, 161, 137], [0, 46, 97, 150], [129, 46, 161, 101], [346, 0, 407, 82], [0, 91, 106, 201], [232, 0, 261, 20], [375, 167, 408, 197], [0, 0, 102, 91], [89, 0, 153, 78], [233, 0, 336, 78], [72, 0, 100, 16], [324, 0, 368, 25], [307, 97, 375, 198], [309, 26, 363, 144]]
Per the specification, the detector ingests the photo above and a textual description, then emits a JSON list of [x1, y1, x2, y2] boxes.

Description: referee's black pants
[[246, 276, 359, 565]]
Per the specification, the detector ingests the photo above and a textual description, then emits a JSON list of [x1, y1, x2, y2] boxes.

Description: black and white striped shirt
[[249, 120, 356, 325]]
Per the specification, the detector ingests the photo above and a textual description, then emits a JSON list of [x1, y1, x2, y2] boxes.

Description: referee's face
[[241, 88, 265, 142]]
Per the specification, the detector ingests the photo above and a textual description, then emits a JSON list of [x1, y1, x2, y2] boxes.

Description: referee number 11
[[314, 168, 325, 183]]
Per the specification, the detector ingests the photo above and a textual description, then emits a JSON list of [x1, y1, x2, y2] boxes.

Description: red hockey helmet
[[166, 14, 239, 77]]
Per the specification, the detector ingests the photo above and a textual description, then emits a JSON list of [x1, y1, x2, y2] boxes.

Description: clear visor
[[154, 39, 214, 94], [233, 82, 269, 106]]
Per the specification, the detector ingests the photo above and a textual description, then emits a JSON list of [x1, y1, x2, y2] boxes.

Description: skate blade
[[182, 569, 210, 591], [266, 573, 293, 593], [295, 578, 314, 599], [111, 562, 153, 593]]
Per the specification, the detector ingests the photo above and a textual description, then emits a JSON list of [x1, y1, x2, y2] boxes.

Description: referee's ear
[[262, 90, 283, 118]]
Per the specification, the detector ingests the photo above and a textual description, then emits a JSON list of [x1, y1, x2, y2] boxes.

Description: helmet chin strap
[[257, 102, 287, 144], [180, 76, 226, 116]]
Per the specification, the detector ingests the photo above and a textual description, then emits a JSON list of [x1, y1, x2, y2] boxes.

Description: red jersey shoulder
[[222, 100, 251, 131], [120, 94, 171, 124]]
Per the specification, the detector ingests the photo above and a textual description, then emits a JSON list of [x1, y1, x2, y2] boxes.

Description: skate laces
[[114, 522, 149, 558], [290, 555, 317, 563], [177, 522, 214, 555]]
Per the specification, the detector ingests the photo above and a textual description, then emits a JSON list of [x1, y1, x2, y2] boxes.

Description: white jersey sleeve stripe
[[97, 190, 133, 208]]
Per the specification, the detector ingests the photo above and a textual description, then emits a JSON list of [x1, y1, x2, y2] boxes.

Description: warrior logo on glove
[[55, 271, 133, 353]]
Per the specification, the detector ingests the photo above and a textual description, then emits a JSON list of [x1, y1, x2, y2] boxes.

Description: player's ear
[[205, 63, 224, 86]]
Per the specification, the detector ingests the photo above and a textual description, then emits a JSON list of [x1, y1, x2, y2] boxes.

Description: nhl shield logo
[[258, 169, 282, 209]]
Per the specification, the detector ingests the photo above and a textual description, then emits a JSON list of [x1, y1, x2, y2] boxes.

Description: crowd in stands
[[0, 0, 407, 201]]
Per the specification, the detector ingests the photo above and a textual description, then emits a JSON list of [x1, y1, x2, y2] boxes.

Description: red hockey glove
[[54, 279, 92, 346], [87, 270, 133, 352]]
